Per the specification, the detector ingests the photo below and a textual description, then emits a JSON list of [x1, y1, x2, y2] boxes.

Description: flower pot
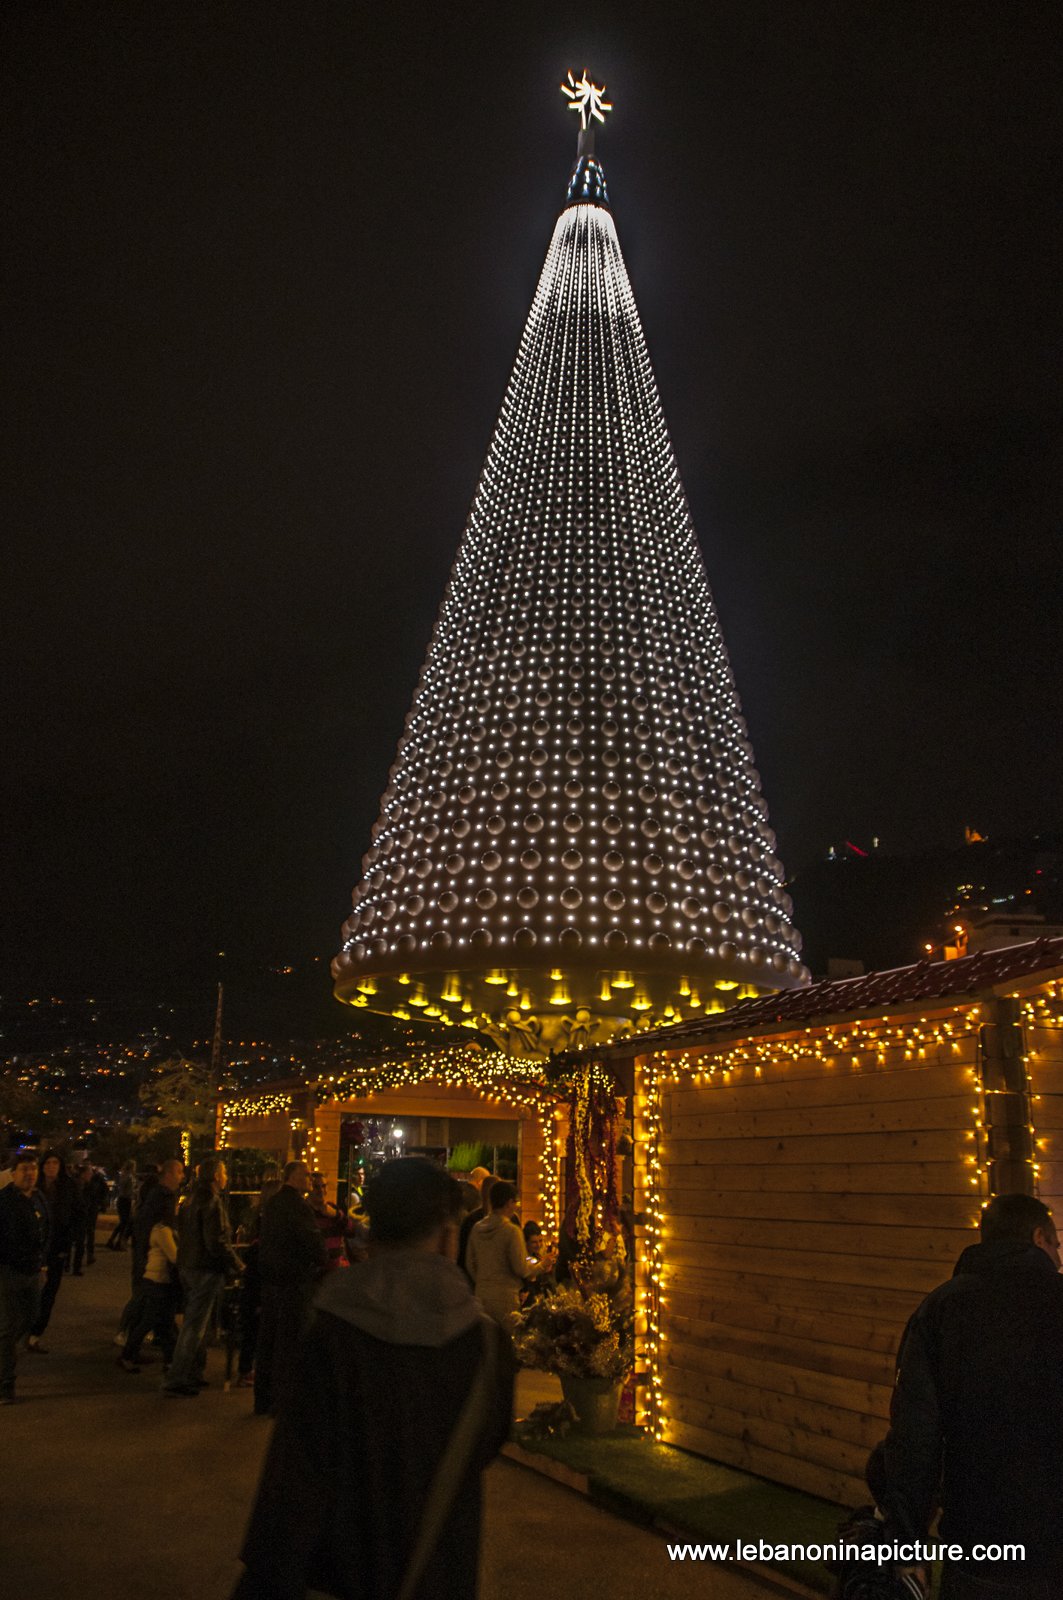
[[560, 1374, 623, 1434]]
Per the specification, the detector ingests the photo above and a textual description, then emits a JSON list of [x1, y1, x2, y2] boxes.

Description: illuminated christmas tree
[[333, 74, 807, 1056]]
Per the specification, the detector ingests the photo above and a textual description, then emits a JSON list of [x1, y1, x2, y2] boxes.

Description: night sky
[[4, 3, 1061, 998]]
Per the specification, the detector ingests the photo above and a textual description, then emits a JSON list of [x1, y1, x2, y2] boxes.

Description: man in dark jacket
[[233, 1157, 514, 1600], [133, 1161, 185, 1279], [0, 1152, 50, 1403], [253, 1160, 328, 1416], [163, 1158, 243, 1398], [70, 1162, 106, 1273], [871, 1192, 1063, 1597], [457, 1167, 495, 1281]]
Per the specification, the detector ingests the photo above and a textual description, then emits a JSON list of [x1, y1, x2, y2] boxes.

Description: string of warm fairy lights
[[636, 982, 1063, 1438], [1021, 984, 1063, 1191], [636, 1057, 666, 1440], [219, 1047, 569, 1237], [1023, 981, 1063, 1031], [219, 1090, 293, 1147], [316, 1046, 571, 1236], [635, 1006, 991, 1442]]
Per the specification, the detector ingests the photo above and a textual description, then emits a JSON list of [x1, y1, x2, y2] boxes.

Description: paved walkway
[[0, 1229, 784, 1600]]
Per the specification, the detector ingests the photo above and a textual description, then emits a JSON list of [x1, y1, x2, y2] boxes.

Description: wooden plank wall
[[641, 1021, 986, 1506], [1029, 1022, 1063, 1222]]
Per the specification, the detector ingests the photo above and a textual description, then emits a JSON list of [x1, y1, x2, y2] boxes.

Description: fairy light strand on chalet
[[315, 1046, 569, 1234], [220, 1089, 293, 1145], [635, 1007, 995, 1441], [1023, 984, 1063, 1185], [220, 1045, 569, 1236], [332, 74, 807, 1056]]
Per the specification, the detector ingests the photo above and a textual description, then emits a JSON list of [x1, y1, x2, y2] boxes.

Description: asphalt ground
[[0, 1224, 784, 1600]]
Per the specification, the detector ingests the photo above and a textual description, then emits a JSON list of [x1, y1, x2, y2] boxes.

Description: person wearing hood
[[233, 1156, 514, 1600], [465, 1180, 554, 1327], [868, 1192, 1063, 1597]]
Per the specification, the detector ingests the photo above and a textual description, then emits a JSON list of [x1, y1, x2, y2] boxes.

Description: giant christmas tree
[[333, 74, 807, 1057]]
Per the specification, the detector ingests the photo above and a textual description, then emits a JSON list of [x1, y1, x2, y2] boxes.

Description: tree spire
[[561, 67, 613, 159]]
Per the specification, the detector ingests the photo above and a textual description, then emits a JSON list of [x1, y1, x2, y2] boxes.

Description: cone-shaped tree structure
[[334, 81, 807, 1057]]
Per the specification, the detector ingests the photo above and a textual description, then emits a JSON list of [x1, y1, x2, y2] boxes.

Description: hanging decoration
[[562, 1060, 622, 1262]]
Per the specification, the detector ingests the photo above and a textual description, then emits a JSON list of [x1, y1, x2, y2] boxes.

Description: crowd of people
[[0, 1146, 555, 1417], [0, 1144, 535, 1598], [4, 1140, 1062, 1599]]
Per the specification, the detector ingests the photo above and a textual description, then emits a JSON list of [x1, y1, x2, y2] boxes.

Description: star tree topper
[[561, 69, 613, 131]]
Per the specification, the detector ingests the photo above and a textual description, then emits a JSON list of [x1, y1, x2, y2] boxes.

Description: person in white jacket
[[466, 1181, 554, 1326]]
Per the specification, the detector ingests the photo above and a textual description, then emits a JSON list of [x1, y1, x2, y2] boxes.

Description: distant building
[[945, 910, 1063, 960], [793, 830, 1063, 975]]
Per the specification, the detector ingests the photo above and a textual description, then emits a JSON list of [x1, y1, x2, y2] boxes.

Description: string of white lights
[[334, 139, 805, 1049]]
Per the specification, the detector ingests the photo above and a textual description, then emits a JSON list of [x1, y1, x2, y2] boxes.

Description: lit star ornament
[[561, 69, 613, 131]]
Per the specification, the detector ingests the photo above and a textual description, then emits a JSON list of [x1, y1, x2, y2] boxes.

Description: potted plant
[[511, 1273, 634, 1434]]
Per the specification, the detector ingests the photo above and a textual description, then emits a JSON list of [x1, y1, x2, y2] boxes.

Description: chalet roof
[[621, 935, 1063, 1054]]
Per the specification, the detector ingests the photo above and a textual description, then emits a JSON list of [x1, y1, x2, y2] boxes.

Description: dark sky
[[3, 2, 1061, 996]]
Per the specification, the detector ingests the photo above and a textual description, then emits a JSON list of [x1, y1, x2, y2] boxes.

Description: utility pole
[[211, 981, 224, 1088]]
